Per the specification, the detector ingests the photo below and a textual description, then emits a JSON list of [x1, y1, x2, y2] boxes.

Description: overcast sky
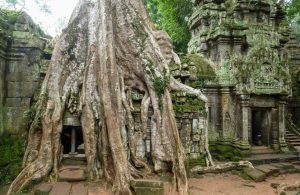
[[25, 0, 79, 36]]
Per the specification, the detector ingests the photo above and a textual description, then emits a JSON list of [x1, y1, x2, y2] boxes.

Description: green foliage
[[144, 0, 193, 53], [0, 8, 21, 24], [153, 78, 165, 97], [209, 144, 247, 162], [173, 94, 206, 114], [0, 0, 51, 14], [284, 0, 300, 42], [0, 134, 25, 185]]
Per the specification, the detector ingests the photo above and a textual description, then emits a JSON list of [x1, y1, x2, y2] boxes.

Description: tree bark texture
[[8, 0, 210, 194]]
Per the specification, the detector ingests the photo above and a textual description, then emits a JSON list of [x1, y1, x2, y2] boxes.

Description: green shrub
[[0, 133, 25, 185]]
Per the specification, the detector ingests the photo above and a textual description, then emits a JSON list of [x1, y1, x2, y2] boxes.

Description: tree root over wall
[[8, 0, 226, 194]]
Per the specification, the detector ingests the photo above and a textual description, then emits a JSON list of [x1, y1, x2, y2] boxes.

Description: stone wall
[[286, 36, 300, 126], [0, 10, 50, 134], [186, 0, 298, 150]]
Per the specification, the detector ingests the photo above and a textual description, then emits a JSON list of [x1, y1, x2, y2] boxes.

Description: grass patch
[[0, 133, 25, 185]]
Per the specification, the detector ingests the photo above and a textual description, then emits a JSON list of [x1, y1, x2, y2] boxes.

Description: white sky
[[25, 0, 79, 36]]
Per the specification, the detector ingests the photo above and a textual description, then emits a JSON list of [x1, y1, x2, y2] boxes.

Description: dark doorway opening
[[61, 126, 84, 154], [251, 109, 270, 146]]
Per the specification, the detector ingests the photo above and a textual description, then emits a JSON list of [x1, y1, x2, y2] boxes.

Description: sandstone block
[[58, 166, 86, 182], [49, 182, 71, 195], [70, 183, 87, 195], [34, 183, 52, 195], [243, 168, 267, 182]]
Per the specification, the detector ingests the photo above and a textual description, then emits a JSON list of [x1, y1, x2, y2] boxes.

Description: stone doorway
[[61, 126, 84, 154], [251, 109, 271, 146]]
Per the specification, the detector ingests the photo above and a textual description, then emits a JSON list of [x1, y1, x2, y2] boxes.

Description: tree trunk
[[8, 0, 210, 194]]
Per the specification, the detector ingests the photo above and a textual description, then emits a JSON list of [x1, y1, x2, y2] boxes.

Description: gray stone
[[4, 106, 27, 133], [131, 179, 163, 188], [6, 72, 40, 82], [7, 81, 39, 98], [255, 164, 280, 176], [134, 187, 164, 195], [271, 163, 295, 170], [243, 168, 267, 182], [131, 180, 164, 195], [77, 144, 85, 154], [5, 98, 31, 107]]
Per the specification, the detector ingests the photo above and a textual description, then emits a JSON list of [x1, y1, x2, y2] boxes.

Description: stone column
[[0, 59, 4, 135], [70, 128, 76, 154], [278, 100, 288, 151], [239, 95, 250, 149], [271, 108, 279, 149]]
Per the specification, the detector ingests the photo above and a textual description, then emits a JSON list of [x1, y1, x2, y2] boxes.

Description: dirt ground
[[185, 173, 300, 195], [1, 173, 300, 195]]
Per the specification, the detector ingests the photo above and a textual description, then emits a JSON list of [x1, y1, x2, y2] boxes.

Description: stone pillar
[[239, 95, 250, 149], [0, 59, 4, 135], [278, 100, 288, 151], [271, 108, 279, 149], [70, 128, 76, 154]]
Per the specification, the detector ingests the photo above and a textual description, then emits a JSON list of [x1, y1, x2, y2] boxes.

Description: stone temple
[[187, 0, 300, 152], [0, 0, 300, 162]]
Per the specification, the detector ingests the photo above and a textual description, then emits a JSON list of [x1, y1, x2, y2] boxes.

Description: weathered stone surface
[[87, 186, 113, 195], [3, 106, 27, 133], [58, 166, 86, 182], [130, 179, 163, 188], [272, 163, 295, 170], [243, 168, 267, 182], [34, 183, 52, 195], [70, 183, 87, 195], [131, 180, 164, 195], [7, 81, 39, 98], [6, 72, 40, 82], [255, 164, 280, 176], [0, 10, 50, 135], [49, 182, 71, 195], [134, 187, 164, 195], [6, 98, 31, 107]]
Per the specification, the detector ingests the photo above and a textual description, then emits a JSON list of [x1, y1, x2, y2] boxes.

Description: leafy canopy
[[144, 0, 193, 53], [1, 0, 51, 14], [284, 0, 300, 41]]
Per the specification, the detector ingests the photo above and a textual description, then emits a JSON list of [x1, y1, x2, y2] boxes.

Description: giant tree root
[[191, 161, 254, 175], [8, 0, 214, 194], [276, 181, 300, 195]]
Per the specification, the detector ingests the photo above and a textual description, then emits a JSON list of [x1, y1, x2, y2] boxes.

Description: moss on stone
[[209, 144, 246, 162], [185, 156, 206, 177], [182, 54, 216, 78], [0, 133, 25, 185]]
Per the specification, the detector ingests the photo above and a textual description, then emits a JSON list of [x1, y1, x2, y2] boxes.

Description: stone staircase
[[58, 144, 87, 183], [286, 120, 300, 149], [286, 131, 300, 147], [240, 161, 300, 182], [244, 146, 299, 165]]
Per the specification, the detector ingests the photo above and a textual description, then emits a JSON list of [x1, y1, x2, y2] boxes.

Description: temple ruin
[[188, 0, 300, 151], [0, 0, 299, 171]]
